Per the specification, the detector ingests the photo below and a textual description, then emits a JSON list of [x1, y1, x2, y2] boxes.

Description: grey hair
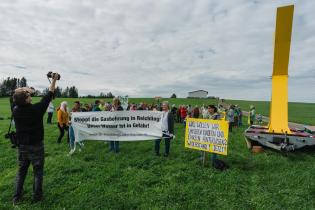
[[162, 101, 169, 106]]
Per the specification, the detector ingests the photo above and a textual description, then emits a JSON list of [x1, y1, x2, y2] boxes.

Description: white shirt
[[47, 102, 54, 113], [161, 111, 169, 131]]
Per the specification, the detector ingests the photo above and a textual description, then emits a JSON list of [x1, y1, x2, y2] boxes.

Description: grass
[[0, 97, 315, 210]]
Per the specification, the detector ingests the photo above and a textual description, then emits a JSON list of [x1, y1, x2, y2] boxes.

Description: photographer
[[12, 73, 59, 204]]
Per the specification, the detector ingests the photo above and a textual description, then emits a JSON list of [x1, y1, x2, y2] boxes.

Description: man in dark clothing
[[155, 101, 174, 157], [170, 104, 177, 117], [12, 73, 59, 204]]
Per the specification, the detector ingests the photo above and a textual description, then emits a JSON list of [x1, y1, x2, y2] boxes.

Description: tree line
[[0, 77, 115, 98], [42, 86, 79, 98], [0, 77, 29, 96], [0, 77, 79, 98]]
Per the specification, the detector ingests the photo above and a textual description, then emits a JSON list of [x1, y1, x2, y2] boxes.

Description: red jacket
[[180, 107, 187, 118]]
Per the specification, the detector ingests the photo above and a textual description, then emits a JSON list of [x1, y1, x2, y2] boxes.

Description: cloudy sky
[[0, 0, 314, 102]]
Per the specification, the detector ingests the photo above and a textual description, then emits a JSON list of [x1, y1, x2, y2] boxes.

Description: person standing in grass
[[57, 101, 69, 144], [203, 105, 221, 164], [205, 105, 220, 120], [171, 104, 178, 118], [68, 101, 84, 155], [155, 101, 174, 157], [233, 105, 239, 128], [238, 106, 243, 126], [249, 105, 256, 125], [46, 101, 54, 124], [109, 97, 123, 153], [180, 105, 187, 124], [176, 106, 181, 123], [192, 105, 200, 118], [227, 105, 235, 132], [12, 73, 59, 204]]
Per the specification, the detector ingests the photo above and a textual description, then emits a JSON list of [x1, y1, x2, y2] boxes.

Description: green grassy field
[[0, 97, 315, 210], [226, 99, 315, 125]]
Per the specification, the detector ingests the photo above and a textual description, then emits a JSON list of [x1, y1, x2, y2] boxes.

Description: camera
[[47, 72, 60, 80], [4, 131, 18, 148]]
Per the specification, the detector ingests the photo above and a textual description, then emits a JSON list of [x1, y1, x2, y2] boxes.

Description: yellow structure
[[268, 5, 294, 134]]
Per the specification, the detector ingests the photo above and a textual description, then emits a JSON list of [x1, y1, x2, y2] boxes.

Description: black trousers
[[155, 134, 171, 155], [229, 122, 233, 132], [47, 112, 53, 124], [57, 124, 69, 143], [14, 144, 44, 200]]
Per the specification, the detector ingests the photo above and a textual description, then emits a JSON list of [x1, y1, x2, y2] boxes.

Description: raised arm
[[35, 73, 60, 114]]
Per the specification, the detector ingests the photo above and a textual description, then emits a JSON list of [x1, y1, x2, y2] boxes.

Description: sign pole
[[202, 151, 206, 167]]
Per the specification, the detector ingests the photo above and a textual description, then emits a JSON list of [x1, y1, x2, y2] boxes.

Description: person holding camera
[[12, 73, 59, 204]]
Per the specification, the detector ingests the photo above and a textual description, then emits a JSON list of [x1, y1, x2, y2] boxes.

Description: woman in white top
[[46, 101, 54, 124]]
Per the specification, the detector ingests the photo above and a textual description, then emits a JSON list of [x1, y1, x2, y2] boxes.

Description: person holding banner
[[92, 100, 101, 111], [203, 105, 221, 164], [57, 101, 69, 144], [205, 105, 220, 120], [68, 101, 84, 155], [155, 101, 174, 157], [109, 97, 123, 153]]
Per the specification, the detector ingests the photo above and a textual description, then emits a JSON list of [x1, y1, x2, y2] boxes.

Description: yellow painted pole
[[268, 5, 294, 134]]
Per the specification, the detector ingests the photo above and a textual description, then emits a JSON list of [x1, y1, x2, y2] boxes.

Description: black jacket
[[13, 91, 54, 145], [166, 111, 174, 134]]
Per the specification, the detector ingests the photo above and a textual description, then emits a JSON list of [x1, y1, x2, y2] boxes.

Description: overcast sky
[[0, 0, 314, 102]]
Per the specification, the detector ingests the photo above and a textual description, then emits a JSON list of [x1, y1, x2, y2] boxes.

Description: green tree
[[106, 92, 114, 98], [55, 87, 62, 98], [68, 86, 79, 98], [19, 77, 27, 87], [62, 87, 69, 98], [0, 77, 19, 96]]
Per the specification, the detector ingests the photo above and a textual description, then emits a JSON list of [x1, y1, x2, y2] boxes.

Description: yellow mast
[[268, 5, 294, 134]]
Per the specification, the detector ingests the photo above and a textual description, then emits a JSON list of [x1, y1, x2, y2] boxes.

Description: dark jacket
[[167, 111, 174, 134], [13, 91, 54, 145]]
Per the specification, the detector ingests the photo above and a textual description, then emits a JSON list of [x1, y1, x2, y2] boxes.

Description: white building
[[187, 90, 208, 98]]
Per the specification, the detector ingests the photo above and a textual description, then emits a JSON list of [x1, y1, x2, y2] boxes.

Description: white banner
[[71, 111, 163, 142]]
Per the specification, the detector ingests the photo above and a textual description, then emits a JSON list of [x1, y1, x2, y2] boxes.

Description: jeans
[[69, 126, 83, 150], [155, 134, 171, 155], [14, 144, 44, 200], [57, 124, 69, 143], [47, 112, 53, 124], [109, 141, 120, 153]]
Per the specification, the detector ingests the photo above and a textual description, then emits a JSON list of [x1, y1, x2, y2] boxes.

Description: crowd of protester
[[49, 99, 259, 159], [9, 74, 261, 205]]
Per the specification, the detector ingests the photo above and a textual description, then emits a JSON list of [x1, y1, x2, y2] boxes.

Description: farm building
[[187, 90, 208, 98]]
